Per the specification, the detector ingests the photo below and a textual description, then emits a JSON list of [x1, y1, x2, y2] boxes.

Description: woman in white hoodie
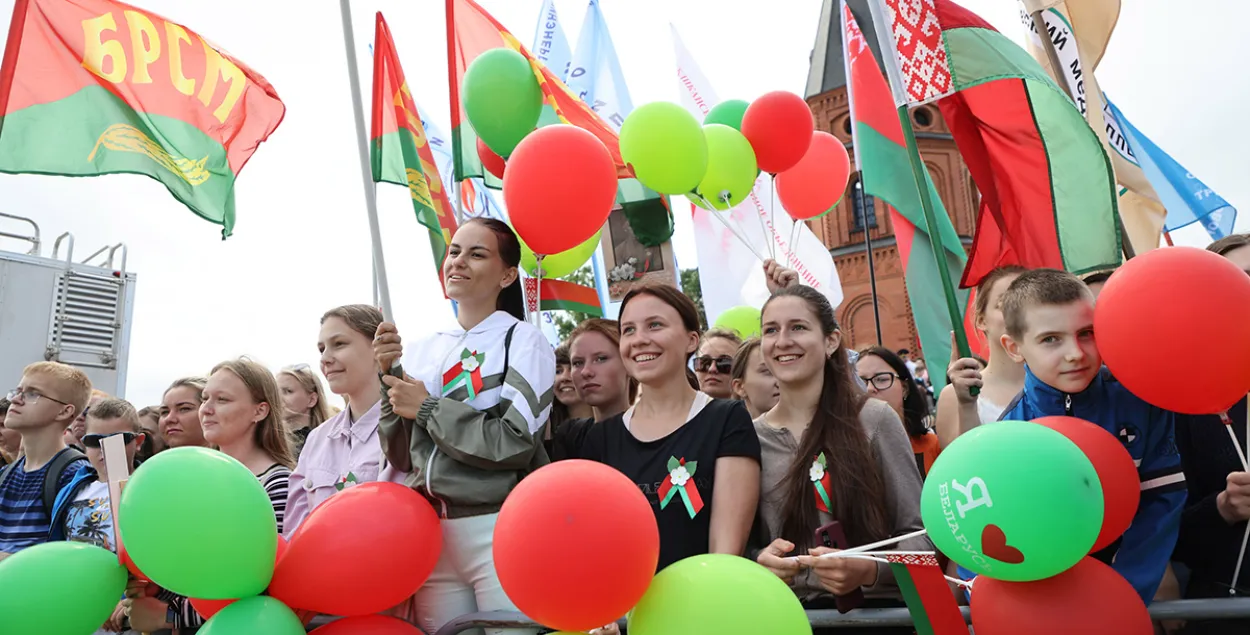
[[374, 217, 554, 635]]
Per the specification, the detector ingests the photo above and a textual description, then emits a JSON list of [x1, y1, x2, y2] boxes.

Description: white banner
[[671, 25, 843, 324]]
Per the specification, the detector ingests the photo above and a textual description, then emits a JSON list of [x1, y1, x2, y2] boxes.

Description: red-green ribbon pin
[[811, 452, 833, 513], [442, 349, 485, 398], [658, 456, 704, 519]]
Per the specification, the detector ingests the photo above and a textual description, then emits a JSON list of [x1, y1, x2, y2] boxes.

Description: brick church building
[[802, 0, 980, 356]]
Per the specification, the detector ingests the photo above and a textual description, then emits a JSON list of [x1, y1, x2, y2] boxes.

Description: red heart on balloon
[[981, 525, 1025, 564]]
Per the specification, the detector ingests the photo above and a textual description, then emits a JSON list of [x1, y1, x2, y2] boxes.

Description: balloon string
[[699, 194, 767, 262], [787, 219, 800, 270], [534, 255, 544, 327], [769, 173, 779, 260], [1227, 399, 1249, 595], [753, 200, 773, 261]]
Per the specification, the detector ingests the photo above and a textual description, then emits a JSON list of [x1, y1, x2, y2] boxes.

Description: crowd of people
[[1, 219, 1247, 635]]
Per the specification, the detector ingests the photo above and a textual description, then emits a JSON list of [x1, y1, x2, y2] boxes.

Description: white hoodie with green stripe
[[380, 311, 555, 517]]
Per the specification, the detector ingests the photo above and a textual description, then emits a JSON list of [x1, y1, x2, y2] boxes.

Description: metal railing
[[308, 598, 1250, 634]]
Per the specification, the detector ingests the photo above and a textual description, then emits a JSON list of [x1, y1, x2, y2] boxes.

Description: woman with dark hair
[[855, 347, 940, 479], [579, 284, 761, 572], [373, 217, 554, 635], [545, 342, 592, 457], [750, 286, 929, 633]]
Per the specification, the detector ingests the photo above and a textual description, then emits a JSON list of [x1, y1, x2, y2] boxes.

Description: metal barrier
[[418, 598, 1250, 635]]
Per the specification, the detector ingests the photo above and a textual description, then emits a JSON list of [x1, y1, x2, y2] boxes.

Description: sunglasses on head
[[694, 355, 733, 374], [82, 432, 138, 448]]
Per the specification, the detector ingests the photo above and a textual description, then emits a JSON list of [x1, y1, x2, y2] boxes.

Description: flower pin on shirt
[[658, 456, 704, 519], [811, 453, 833, 513], [442, 349, 486, 398], [335, 471, 359, 492]]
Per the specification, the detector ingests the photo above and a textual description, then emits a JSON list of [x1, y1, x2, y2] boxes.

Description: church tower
[[803, 0, 980, 355]]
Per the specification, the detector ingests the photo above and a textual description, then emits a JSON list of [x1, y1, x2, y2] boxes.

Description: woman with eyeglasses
[[750, 286, 929, 632], [694, 328, 743, 399], [579, 284, 761, 572], [373, 218, 554, 635], [285, 305, 397, 537], [276, 364, 334, 460], [854, 348, 940, 479]]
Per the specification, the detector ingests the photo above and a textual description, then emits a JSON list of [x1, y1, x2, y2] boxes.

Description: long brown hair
[[277, 366, 333, 428], [764, 285, 890, 549], [210, 358, 295, 469]]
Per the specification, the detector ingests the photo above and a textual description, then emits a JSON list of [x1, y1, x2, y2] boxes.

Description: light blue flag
[[1107, 100, 1237, 242], [567, 0, 633, 133], [532, 0, 573, 82]]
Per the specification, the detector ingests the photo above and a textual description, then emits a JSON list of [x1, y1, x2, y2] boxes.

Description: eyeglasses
[[859, 372, 900, 391], [694, 355, 733, 374], [6, 388, 70, 407], [82, 432, 138, 448]]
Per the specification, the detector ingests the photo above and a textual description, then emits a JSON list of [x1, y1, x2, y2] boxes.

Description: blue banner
[[1107, 101, 1237, 241], [531, 0, 573, 82]]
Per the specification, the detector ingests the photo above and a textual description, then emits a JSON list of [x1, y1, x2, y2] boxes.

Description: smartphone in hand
[[814, 521, 866, 614]]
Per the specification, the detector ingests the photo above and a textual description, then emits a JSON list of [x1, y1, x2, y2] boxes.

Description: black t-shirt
[[580, 397, 761, 571], [546, 417, 595, 461]]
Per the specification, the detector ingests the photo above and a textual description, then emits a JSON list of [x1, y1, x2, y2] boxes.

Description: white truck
[[0, 212, 136, 397]]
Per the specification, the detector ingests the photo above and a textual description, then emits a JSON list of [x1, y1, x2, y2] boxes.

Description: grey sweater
[[752, 398, 933, 601]]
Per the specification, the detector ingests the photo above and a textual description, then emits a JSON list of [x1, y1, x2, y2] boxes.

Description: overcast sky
[[1, 0, 1244, 407]]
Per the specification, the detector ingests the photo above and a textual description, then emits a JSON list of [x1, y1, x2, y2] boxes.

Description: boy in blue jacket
[[997, 268, 1186, 603]]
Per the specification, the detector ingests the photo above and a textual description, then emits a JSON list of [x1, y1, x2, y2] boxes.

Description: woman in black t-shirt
[[580, 284, 761, 572]]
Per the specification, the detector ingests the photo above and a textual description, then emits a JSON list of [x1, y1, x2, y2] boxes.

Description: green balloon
[[921, 421, 1103, 582], [201, 597, 304, 635], [521, 230, 601, 278], [0, 542, 126, 635], [629, 554, 810, 635], [704, 99, 749, 131], [713, 305, 762, 339], [119, 447, 278, 599], [464, 48, 543, 157], [688, 124, 758, 211], [620, 102, 708, 195]]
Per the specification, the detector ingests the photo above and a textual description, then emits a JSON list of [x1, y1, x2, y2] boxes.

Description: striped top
[[0, 449, 87, 553], [258, 463, 291, 535]]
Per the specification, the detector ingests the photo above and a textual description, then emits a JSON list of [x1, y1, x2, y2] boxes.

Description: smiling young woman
[[749, 285, 930, 629], [579, 284, 761, 572], [372, 218, 554, 635]]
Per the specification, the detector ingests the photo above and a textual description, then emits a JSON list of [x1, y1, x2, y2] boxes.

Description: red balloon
[[741, 91, 815, 173], [269, 483, 441, 617], [1032, 417, 1138, 552], [503, 125, 617, 255], [310, 615, 423, 635], [1095, 246, 1250, 414], [972, 557, 1152, 635], [775, 131, 850, 220], [493, 460, 658, 632], [477, 137, 506, 178], [189, 536, 290, 619]]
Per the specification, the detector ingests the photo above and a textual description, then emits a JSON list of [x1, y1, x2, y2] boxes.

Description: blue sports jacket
[[1001, 365, 1186, 603]]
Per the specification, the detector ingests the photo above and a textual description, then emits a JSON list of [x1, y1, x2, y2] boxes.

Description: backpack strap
[[0, 462, 14, 492], [42, 448, 85, 515], [503, 323, 518, 373]]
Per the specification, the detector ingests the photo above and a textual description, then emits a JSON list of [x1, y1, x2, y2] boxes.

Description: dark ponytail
[[465, 218, 526, 322], [764, 285, 890, 549]]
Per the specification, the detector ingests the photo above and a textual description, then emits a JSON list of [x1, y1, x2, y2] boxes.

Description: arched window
[[849, 175, 877, 233]]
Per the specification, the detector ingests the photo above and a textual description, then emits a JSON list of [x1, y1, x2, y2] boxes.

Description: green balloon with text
[[920, 421, 1103, 582], [620, 102, 708, 195], [463, 48, 543, 157], [521, 230, 601, 278], [688, 124, 758, 211]]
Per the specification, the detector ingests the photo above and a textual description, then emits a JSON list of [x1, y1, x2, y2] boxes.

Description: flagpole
[[841, 0, 882, 347], [339, 0, 395, 323], [1029, 10, 1135, 262], [865, 0, 970, 360], [857, 195, 883, 346]]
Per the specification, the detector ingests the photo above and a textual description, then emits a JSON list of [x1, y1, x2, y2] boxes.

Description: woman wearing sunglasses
[[693, 328, 743, 399]]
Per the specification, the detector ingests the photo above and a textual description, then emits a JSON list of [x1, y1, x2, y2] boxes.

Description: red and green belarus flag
[[885, 553, 970, 635], [372, 12, 457, 292], [870, 0, 1120, 288], [0, 0, 284, 238], [446, 0, 630, 184], [842, 2, 979, 377]]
